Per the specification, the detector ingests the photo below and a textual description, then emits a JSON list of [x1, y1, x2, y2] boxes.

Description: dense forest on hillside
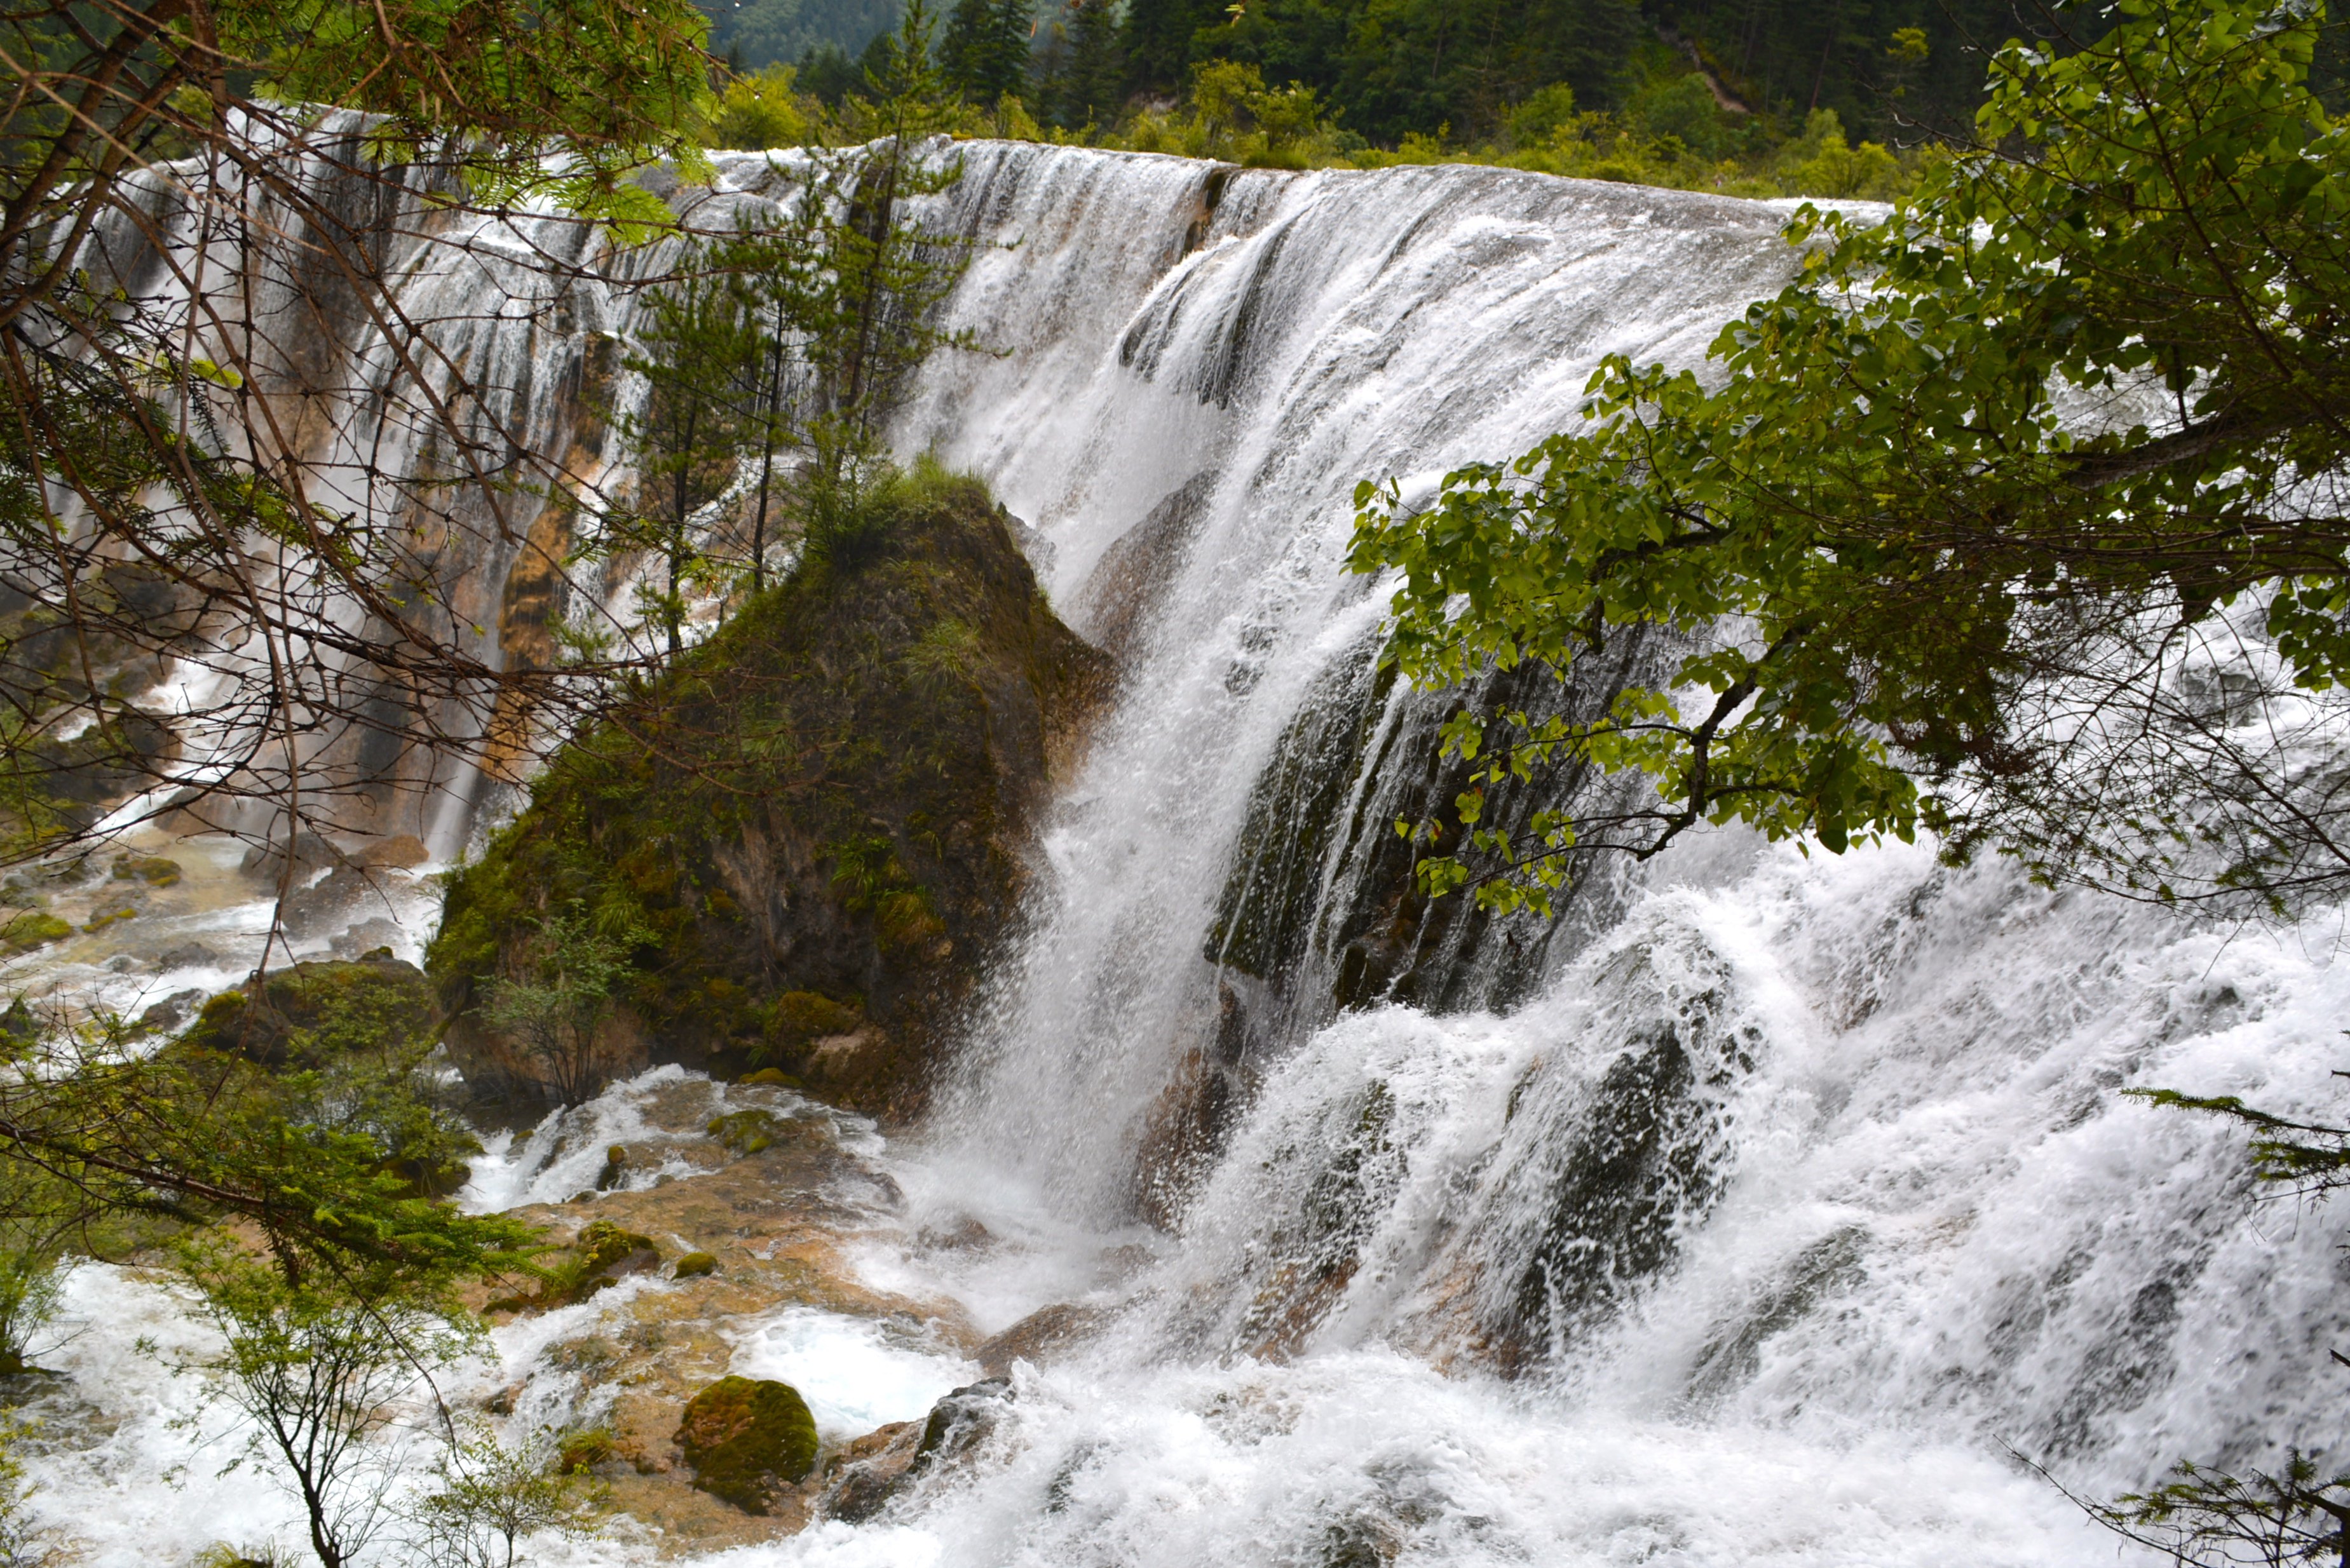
[[706, 0, 2350, 162]]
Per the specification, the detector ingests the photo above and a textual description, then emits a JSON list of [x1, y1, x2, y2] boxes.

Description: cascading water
[[23, 139, 2350, 1565], [861, 144, 2350, 1564]]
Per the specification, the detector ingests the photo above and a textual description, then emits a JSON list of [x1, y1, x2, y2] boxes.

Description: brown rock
[[975, 1302, 1108, 1378]]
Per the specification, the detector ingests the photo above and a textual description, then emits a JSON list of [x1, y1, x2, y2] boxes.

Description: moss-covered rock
[[111, 855, 182, 887], [429, 470, 1106, 1118], [707, 1109, 789, 1156], [0, 912, 69, 955], [562, 1219, 661, 1300], [181, 956, 436, 1071], [672, 1250, 717, 1278], [676, 1374, 818, 1513]]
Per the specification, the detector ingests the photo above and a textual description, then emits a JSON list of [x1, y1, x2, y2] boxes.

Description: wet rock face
[[817, 1378, 1015, 1524], [430, 476, 1109, 1119], [677, 1375, 820, 1514]]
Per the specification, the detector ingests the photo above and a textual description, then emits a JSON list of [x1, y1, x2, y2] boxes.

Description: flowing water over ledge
[[22, 141, 2350, 1564]]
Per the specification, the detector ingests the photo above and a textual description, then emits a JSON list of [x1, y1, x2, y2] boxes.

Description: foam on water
[[729, 1309, 980, 1438]]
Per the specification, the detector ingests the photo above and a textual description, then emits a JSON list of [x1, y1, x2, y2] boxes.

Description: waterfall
[[868, 142, 2350, 1562], [903, 146, 1807, 1224], [30, 136, 2350, 1564]]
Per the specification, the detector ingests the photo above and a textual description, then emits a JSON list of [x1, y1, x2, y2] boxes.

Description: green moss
[[556, 1426, 615, 1473], [182, 957, 436, 1071], [555, 1219, 660, 1301], [0, 912, 69, 954], [111, 855, 181, 886], [707, 1109, 786, 1156], [672, 1250, 718, 1278], [676, 1375, 818, 1513], [737, 1067, 804, 1089], [765, 990, 860, 1046]]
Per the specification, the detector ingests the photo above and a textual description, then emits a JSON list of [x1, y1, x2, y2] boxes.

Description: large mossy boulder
[[676, 1375, 819, 1514], [429, 471, 1105, 1117], [181, 955, 437, 1070]]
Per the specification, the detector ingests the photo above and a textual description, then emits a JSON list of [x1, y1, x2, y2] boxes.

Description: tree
[[1053, 0, 1127, 128], [1120, 0, 1220, 95], [587, 261, 766, 658], [407, 1422, 606, 1568], [1351, 0, 2350, 918], [479, 903, 646, 1106], [158, 1236, 480, 1568], [749, 0, 986, 551], [943, 0, 1038, 105]]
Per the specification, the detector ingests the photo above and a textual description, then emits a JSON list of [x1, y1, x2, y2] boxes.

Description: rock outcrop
[[430, 472, 1099, 1123], [182, 954, 437, 1069], [428, 471, 1106, 1118]]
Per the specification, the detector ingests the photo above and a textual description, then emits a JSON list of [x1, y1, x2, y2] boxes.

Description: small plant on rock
[[479, 903, 646, 1106], [407, 1421, 606, 1568]]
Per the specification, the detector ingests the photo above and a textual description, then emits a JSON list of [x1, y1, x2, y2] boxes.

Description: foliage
[[2128, 1085, 2350, 1194], [0, 1419, 75, 1568], [405, 1421, 607, 1568], [1352, 0, 2350, 916], [701, 0, 902, 74], [710, 64, 818, 150], [2088, 1452, 2350, 1565], [0, 1243, 64, 1379], [942, 0, 1038, 106], [479, 904, 650, 1107], [2063, 1081, 2350, 1562], [0, 1001, 534, 1286], [157, 1234, 482, 1568], [586, 261, 769, 658]]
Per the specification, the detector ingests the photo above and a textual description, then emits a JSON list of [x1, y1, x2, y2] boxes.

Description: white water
[[27, 143, 2350, 1565]]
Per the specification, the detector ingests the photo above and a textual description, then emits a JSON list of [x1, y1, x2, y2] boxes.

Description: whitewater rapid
[[24, 142, 2350, 1565]]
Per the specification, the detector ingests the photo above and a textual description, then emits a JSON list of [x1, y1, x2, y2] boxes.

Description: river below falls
[[16, 827, 2338, 1566]]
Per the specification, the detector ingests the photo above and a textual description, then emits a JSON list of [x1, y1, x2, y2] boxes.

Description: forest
[[708, 0, 2349, 185]]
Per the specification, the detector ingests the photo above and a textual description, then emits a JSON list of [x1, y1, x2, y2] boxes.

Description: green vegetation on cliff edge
[[431, 466, 1103, 1114]]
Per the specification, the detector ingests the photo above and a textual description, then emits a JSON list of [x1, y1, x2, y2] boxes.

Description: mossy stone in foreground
[[561, 1219, 660, 1301], [672, 1250, 717, 1278], [676, 1374, 818, 1513], [0, 912, 69, 955]]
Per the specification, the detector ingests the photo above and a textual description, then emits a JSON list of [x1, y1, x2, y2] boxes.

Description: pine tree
[[1118, 0, 1217, 95], [1057, 0, 1124, 126], [942, 0, 1035, 105]]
